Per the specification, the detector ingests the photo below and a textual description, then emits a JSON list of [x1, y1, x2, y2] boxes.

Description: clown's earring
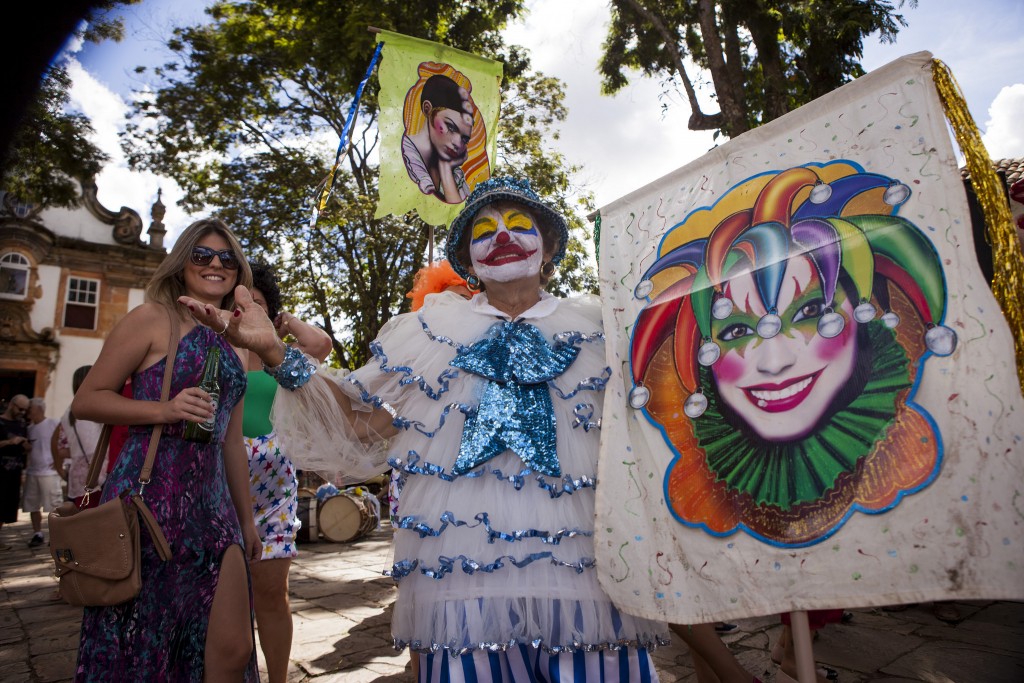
[[817, 307, 846, 338], [924, 322, 958, 356], [698, 336, 721, 366], [540, 261, 556, 278], [757, 308, 783, 339], [853, 299, 877, 323], [466, 274, 481, 291]]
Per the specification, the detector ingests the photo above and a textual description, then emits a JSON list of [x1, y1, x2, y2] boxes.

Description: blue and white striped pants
[[416, 645, 659, 683]]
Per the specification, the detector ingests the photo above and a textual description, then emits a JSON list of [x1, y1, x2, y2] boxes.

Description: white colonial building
[[0, 180, 167, 417]]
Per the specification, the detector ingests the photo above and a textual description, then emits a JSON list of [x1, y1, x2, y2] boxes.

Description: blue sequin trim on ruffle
[[390, 402, 473, 437], [388, 454, 597, 498], [418, 314, 470, 352], [385, 552, 596, 581], [393, 634, 672, 657], [571, 403, 601, 431], [394, 510, 591, 544], [550, 367, 611, 400], [365, 339, 459, 400]]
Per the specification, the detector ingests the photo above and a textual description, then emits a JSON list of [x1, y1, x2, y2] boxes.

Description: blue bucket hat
[[445, 176, 569, 281]]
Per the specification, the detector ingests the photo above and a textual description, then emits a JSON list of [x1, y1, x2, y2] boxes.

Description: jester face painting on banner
[[630, 161, 957, 548], [595, 52, 1024, 625], [375, 31, 502, 227]]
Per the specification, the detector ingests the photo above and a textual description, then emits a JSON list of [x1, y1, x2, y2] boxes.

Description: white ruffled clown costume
[[270, 177, 668, 682]]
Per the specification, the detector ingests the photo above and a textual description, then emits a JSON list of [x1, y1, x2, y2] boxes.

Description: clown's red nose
[[496, 231, 511, 245]]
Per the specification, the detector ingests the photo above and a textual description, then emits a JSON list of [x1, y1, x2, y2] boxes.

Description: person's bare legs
[[690, 649, 722, 683], [204, 545, 254, 681], [251, 557, 293, 683], [30, 510, 42, 533], [670, 623, 756, 683]]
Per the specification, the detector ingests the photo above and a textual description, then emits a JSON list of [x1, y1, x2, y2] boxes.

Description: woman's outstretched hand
[[178, 286, 286, 367]]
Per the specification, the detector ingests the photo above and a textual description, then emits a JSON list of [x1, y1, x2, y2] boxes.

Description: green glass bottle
[[184, 347, 221, 443]]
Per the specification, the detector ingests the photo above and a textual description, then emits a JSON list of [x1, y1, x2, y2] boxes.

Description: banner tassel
[[933, 58, 1024, 395], [311, 40, 385, 221]]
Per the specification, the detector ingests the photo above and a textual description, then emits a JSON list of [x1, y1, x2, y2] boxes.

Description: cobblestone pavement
[[2, 512, 1022, 682]]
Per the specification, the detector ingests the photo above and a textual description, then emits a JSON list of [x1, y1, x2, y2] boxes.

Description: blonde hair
[[146, 218, 253, 318]]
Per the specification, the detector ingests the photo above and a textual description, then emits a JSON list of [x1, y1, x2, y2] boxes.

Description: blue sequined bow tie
[[450, 321, 580, 476]]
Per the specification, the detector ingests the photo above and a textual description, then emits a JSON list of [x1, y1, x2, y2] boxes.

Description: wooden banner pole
[[789, 610, 817, 683]]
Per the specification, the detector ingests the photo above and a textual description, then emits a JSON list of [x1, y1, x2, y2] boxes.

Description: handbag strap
[[130, 492, 172, 561], [83, 306, 181, 494], [69, 422, 90, 467], [139, 307, 180, 489]]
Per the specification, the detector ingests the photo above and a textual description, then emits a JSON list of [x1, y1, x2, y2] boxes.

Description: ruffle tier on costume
[[273, 291, 668, 656]]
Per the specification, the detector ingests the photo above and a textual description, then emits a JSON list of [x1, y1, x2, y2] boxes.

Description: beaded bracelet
[[263, 345, 317, 391]]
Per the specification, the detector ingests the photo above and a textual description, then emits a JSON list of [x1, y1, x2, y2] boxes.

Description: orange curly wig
[[406, 260, 473, 312]]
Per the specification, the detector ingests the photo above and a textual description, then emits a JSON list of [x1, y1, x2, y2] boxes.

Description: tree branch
[[617, 0, 723, 131]]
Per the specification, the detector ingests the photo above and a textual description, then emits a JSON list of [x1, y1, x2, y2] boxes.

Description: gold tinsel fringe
[[932, 58, 1024, 396]]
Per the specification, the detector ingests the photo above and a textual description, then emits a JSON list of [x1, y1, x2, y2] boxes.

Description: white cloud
[[505, 0, 719, 212], [981, 83, 1024, 160], [65, 58, 195, 245]]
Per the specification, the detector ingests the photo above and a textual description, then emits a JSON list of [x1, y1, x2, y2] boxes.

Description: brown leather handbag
[[48, 310, 179, 607]]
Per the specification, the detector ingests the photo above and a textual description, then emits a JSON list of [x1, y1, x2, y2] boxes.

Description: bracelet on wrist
[[263, 345, 317, 391]]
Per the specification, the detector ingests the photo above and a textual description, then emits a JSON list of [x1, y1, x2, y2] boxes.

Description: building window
[[0, 252, 30, 300], [64, 277, 100, 330]]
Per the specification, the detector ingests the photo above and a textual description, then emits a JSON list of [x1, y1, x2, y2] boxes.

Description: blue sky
[[69, 0, 1024, 243]]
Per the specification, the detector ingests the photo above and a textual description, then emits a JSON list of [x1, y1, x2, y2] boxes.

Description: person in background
[[104, 379, 133, 474], [52, 366, 105, 509], [23, 397, 61, 548], [0, 395, 31, 550], [244, 262, 333, 683]]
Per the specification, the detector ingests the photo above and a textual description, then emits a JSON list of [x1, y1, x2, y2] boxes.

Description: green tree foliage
[[121, 0, 594, 368], [0, 1, 141, 208], [600, 0, 915, 137], [1, 66, 109, 209]]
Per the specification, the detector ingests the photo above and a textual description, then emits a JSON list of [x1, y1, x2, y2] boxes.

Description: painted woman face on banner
[[628, 163, 958, 547], [401, 64, 489, 205], [711, 255, 859, 441]]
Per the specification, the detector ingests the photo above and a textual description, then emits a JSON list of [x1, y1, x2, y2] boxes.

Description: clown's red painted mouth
[[741, 371, 821, 413], [480, 245, 537, 266]]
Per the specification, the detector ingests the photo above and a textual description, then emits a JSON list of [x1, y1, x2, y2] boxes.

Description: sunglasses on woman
[[190, 246, 240, 270]]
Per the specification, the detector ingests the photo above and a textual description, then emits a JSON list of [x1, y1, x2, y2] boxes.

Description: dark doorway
[[0, 370, 37, 409]]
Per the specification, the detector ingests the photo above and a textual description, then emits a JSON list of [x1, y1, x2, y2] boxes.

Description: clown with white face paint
[[467, 202, 545, 283], [189, 176, 671, 683]]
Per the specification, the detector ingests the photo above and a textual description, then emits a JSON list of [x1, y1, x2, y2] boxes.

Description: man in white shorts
[[23, 398, 61, 548]]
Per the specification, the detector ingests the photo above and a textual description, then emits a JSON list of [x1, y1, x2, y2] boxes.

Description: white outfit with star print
[[246, 430, 299, 560], [272, 289, 668, 660]]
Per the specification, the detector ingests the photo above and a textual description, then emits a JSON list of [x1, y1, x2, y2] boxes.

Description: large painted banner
[[596, 51, 1024, 624], [374, 30, 503, 227]]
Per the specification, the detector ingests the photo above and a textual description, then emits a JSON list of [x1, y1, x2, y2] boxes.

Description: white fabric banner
[[595, 51, 1024, 624]]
